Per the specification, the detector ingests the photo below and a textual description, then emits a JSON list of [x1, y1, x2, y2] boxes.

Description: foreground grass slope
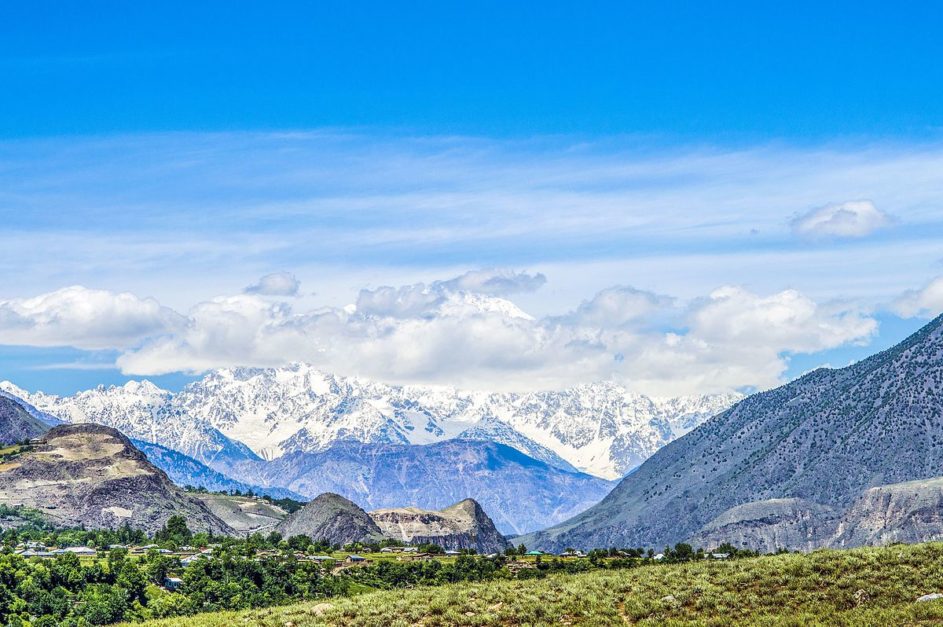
[[137, 542, 943, 626]]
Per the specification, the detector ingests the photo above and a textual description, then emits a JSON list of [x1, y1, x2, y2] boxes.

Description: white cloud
[[354, 269, 545, 319], [687, 286, 876, 352], [791, 200, 892, 238], [244, 272, 301, 296], [64, 270, 879, 395], [562, 286, 675, 329], [893, 276, 943, 318], [433, 269, 547, 296], [0, 286, 181, 350]]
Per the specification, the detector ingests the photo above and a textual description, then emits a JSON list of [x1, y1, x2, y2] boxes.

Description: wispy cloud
[[244, 272, 301, 297]]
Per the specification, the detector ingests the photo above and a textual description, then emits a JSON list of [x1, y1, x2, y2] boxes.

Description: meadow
[[136, 542, 943, 626]]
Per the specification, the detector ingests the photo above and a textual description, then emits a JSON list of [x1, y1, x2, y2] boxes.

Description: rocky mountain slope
[[521, 314, 943, 552], [276, 493, 384, 546], [0, 423, 234, 535], [370, 498, 510, 553], [194, 493, 289, 535], [129, 438, 303, 500], [2, 368, 739, 480], [244, 439, 615, 535], [0, 396, 51, 445]]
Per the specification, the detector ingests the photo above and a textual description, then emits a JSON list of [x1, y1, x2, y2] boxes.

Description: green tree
[[156, 515, 192, 545]]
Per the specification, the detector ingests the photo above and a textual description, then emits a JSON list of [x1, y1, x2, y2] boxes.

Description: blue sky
[[1, 2, 942, 395], [3, 2, 943, 139]]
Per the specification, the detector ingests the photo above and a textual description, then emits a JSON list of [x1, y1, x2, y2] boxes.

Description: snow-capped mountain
[[0, 380, 259, 468], [3, 365, 739, 479]]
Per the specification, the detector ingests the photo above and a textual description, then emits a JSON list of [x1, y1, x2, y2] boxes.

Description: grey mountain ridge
[[129, 438, 305, 501], [0, 396, 51, 446], [520, 313, 943, 552], [239, 439, 616, 535]]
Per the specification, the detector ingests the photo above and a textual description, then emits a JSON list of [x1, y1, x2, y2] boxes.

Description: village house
[[181, 554, 207, 566], [55, 546, 96, 556], [163, 577, 184, 592], [397, 552, 433, 562]]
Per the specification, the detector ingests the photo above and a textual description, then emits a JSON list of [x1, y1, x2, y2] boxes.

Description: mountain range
[[521, 314, 943, 552], [240, 439, 616, 535], [0, 368, 737, 533], [1, 367, 738, 480]]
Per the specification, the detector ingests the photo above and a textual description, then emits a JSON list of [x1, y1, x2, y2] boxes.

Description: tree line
[[0, 515, 760, 626]]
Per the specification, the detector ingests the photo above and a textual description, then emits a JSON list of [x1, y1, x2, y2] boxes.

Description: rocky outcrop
[[0, 423, 234, 535], [0, 396, 50, 446], [370, 498, 510, 553], [688, 498, 840, 552], [521, 314, 943, 552], [276, 493, 384, 545], [195, 493, 289, 535], [829, 477, 943, 548], [689, 479, 943, 551]]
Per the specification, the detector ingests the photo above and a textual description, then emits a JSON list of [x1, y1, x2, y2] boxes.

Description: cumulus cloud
[[2, 271, 880, 395], [791, 200, 891, 239], [355, 269, 545, 319], [563, 286, 675, 329], [893, 276, 943, 318], [0, 286, 181, 350], [244, 272, 301, 297], [434, 269, 547, 296], [116, 272, 875, 395], [687, 286, 876, 352]]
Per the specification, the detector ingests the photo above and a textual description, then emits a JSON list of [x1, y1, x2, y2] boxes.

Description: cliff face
[[370, 498, 510, 554], [276, 493, 385, 546], [0, 424, 234, 535], [829, 478, 943, 548], [687, 499, 840, 553], [687, 478, 943, 551]]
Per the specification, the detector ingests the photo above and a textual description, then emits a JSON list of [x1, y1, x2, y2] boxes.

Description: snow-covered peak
[[7, 366, 741, 480], [436, 291, 535, 321]]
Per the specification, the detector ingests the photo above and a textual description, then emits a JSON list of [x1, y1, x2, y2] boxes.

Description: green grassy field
[[134, 542, 943, 626]]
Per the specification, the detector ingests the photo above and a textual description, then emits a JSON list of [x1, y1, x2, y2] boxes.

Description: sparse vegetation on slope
[[136, 542, 943, 626]]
